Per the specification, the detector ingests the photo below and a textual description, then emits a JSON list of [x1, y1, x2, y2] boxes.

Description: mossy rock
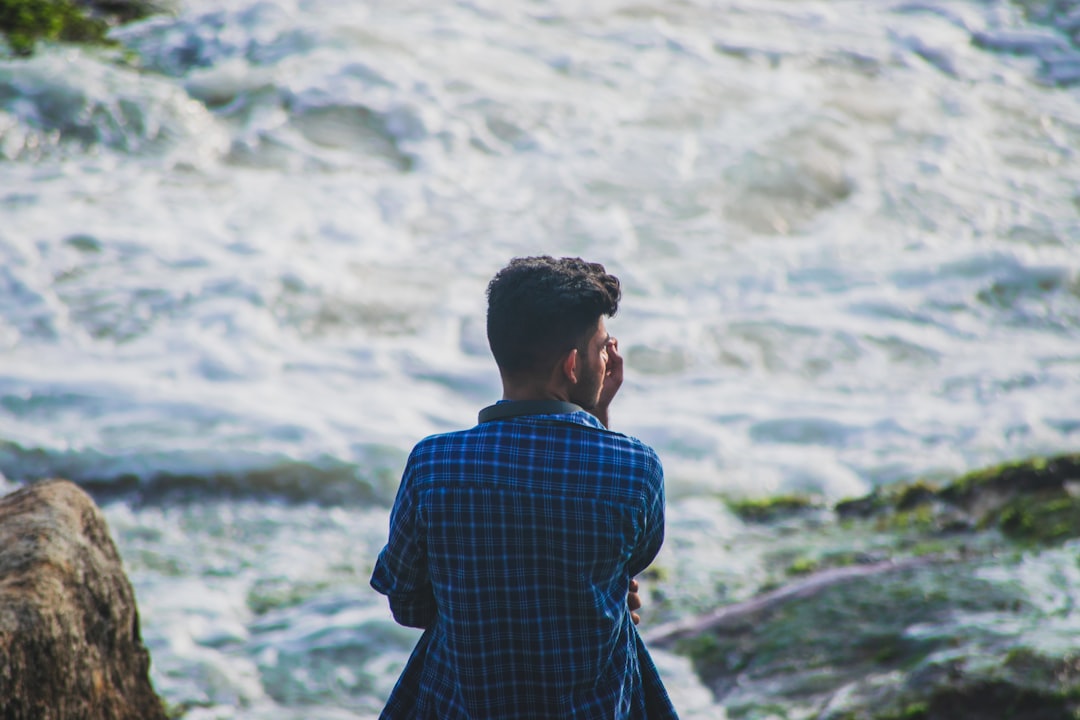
[[835, 489, 891, 519], [836, 481, 942, 521], [995, 494, 1080, 545], [827, 651, 1080, 720], [893, 481, 940, 511], [778, 549, 868, 578], [664, 453, 1080, 718], [246, 577, 331, 615], [944, 454, 1080, 545], [0, 0, 107, 55], [729, 494, 823, 523], [675, 561, 1027, 706], [0, 0, 160, 56], [688, 569, 1080, 718], [668, 553, 1080, 719], [939, 455, 1080, 509], [916, 679, 1076, 720], [835, 454, 1080, 546]]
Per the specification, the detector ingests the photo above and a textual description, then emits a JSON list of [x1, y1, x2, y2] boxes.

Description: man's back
[[371, 409, 672, 719]]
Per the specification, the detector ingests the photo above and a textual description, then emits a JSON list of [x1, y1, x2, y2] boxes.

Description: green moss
[[875, 702, 929, 720], [726, 701, 794, 720], [246, 578, 330, 615], [893, 480, 939, 511], [0, 0, 111, 55], [848, 631, 931, 668], [729, 494, 820, 523], [674, 633, 738, 680], [878, 503, 938, 533], [0, 0, 158, 56], [786, 556, 820, 576], [948, 459, 1027, 494], [997, 495, 1080, 545], [836, 479, 940, 520], [942, 454, 1080, 505], [904, 539, 949, 556], [1000, 646, 1080, 688], [835, 454, 1080, 546], [835, 488, 890, 519], [780, 550, 863, 578]]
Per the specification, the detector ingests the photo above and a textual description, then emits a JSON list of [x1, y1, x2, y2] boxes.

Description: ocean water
[[1, 0, 1079, 716]]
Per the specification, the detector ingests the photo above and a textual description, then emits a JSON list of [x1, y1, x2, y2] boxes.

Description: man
[[371, 256, 677, 719]]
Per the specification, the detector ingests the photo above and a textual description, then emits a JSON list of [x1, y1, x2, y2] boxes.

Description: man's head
[[486, 256, 621, 406]]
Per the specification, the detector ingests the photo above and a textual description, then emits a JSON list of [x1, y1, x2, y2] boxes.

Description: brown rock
[[0, 479, 166, 720]]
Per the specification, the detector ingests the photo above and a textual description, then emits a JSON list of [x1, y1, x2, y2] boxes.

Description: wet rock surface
[[654, 454, 1080, 720], [0, 479, 166, 720], [842, 454, 1080, 545]]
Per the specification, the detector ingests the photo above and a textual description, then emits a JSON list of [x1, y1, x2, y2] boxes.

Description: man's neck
[[500, 373, 571, 403], [500, 377, 610, 429], [502, 388, 571, 403]]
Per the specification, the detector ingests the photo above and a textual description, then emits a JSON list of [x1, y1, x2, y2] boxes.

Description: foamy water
[[2, 0, 1079, 715]]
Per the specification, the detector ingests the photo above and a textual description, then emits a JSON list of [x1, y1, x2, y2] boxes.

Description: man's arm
[[628, 451, 666, 578], [627, 454, 665, 625], [370, 460, 436, 629]]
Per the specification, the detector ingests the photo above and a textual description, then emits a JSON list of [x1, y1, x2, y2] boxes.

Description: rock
[[938, 455, 1080, 509], [0, 479, 166, 720], [726, 494, 824, 523], [820, 648, 1080, 720], [0, 0, 173, 57], [655, 553, 1080, 719], [650, 454, 1080, 718], [658, 558, 1022, 708], [832, 454, 1080, 546]]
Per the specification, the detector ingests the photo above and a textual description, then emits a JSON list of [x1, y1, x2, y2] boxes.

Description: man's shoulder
[[413, 415, 654, 445], [407, 416, 661, 468], [407, 426, 479, 456], [402, 419, 662, 501], [610, 431, 664, 478]]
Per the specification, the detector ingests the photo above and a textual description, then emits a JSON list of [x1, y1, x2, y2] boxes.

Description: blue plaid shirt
[[371, 407, 677, 719]]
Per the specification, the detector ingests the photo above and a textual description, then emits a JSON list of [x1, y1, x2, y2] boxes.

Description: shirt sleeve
[[628, 449, 666, 577], [370, 455, 436, 629]]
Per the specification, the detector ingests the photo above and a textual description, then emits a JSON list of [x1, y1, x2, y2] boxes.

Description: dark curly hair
[[486, 256, 621, 378]]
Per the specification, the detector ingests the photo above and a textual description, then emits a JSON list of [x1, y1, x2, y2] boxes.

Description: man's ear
[[561, 348, 579, 384]]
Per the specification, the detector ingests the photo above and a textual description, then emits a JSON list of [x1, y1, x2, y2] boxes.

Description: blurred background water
[[1, 0, 1079, 716]]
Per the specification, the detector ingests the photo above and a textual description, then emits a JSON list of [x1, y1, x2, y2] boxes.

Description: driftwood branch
[[644, 555, 955, 647]]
